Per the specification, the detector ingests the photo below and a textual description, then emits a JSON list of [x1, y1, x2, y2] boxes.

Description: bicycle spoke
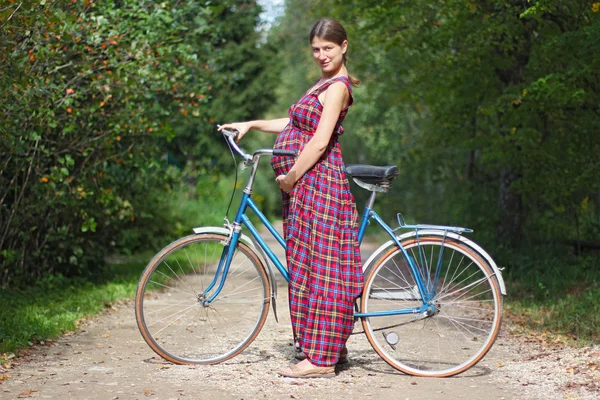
[[441, 266, 482, 296], [438, 259, 475, 297], [447, 287, 493, 307], [205, 306, 224, 348], [218, 287, 265, 301], [434, 276, 488, 303], [432, 316, 461, 368], [428, 244, 435, 292], [390, 258, 415, 288], [439, 253, 466, 295], [369, 283, 420, 305], [219, 275, 261, 298], [227, 251, 250, 278], [149, 278, 196, 297], [151, 303, 199, 334], [443, 302, 494, 312], [161, 260, 198, 296], [174, 256, 200, 296], [143, 298, 199, 317], [442, 314, 494, 325], [440, 314, 491, 335], [183, 247, 199, 278], [440, 248, 456, 295]]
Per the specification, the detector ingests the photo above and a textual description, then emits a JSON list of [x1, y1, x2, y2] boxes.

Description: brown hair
[[309, 18, 360, 86]]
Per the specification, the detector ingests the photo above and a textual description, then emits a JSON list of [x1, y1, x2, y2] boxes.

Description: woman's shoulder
[[330, 75, 352, 97], [327, 79, 351, 95], [322, 78, 353, 108], [332, 77, 353, 98], [331, 75, 352, 86], [324, 76, 352, 93]]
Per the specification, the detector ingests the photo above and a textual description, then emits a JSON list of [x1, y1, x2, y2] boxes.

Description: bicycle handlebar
[[219, 127, 297, 165], [221, 128, 253, 162]]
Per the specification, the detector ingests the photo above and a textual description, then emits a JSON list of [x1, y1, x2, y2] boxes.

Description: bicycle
[[134, 129, 506, 378]]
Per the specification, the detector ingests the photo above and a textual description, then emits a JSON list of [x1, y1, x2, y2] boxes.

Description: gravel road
[[2, 229, 599, 400]]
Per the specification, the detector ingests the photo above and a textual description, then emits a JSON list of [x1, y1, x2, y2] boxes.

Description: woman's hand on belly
[[276, 174, 296, 193]]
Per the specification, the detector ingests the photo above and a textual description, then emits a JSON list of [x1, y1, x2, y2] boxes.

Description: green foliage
[[0, 166, 242, 355], [267, 0, 600, 339], [0, 0, 276, 286], [335, 0, 600, 247], [505, 248, 599, 342]]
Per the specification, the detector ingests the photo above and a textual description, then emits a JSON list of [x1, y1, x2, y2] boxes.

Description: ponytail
[[343, 53, 360, 86]]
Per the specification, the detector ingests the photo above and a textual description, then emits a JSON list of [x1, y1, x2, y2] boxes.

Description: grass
[[0, 236, 233, 363], [506, 287, 600, 343], [501, 246, 600, 345], [0, 254, 150, 360]]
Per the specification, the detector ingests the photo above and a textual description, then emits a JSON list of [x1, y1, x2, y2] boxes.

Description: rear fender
[[362, 230, 506, 295]]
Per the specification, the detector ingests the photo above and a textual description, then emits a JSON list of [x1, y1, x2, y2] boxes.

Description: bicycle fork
[[198, 223, 243, 306]]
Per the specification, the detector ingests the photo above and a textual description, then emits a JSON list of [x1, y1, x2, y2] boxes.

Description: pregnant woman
[[218, 17, 363, 378]]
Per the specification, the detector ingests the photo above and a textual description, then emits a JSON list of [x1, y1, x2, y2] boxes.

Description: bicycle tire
[[135, 233, 271, 365], [360, 235, 503, 377]]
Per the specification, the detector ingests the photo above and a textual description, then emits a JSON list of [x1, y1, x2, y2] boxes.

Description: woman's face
[[311, 36, 348, 75]]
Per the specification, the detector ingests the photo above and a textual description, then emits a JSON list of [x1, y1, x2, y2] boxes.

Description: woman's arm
[[218, 118, 289, 140], [276, 82, 348, 192], [247, 118, 290, 134]]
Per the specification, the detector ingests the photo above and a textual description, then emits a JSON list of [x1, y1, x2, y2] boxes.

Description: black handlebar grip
[[272, 149, 297, 157]]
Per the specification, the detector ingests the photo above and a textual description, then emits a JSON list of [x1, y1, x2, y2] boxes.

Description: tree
[[326, 0, 600, 249]]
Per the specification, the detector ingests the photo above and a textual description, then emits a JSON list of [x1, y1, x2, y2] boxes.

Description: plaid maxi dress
[[270, 76, 363, 367]]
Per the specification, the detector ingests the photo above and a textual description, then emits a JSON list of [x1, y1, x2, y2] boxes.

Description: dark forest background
[[1, 0, 598, 350]]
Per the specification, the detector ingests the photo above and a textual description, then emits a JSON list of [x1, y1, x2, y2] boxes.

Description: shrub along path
[[1, 233, 598, 400]]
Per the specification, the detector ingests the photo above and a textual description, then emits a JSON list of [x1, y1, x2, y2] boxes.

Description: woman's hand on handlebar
[[218, 122, 250, 141]]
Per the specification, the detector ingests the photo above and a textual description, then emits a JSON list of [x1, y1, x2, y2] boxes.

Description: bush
[[0, 0, 276, 286]]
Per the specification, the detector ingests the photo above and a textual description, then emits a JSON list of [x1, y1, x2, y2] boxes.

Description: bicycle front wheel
[[135, 233, 270, 365], [361, 235, 502, 377]]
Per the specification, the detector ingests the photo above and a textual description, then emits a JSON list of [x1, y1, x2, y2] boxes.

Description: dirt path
[[2, 231, 599, 400]]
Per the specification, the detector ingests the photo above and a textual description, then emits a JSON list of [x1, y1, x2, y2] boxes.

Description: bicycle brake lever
[[219, 126, 252, 162], [221, 128, 239, 140]]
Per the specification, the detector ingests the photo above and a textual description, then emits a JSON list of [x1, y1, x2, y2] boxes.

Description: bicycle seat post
[[366, 191, 377, 211]]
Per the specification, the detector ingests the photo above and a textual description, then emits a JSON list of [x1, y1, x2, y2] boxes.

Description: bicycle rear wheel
[[135, 233, 270, 365], [361, 235, 502, 377]]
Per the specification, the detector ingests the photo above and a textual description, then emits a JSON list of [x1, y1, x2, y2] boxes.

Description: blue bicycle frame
[[203, 190, 437, 318], [203, 131, 472, 319]]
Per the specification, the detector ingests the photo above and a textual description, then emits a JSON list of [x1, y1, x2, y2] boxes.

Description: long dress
[[270, 76, 363, 367]]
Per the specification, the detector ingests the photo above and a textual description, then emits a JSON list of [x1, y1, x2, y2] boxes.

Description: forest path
[[2, 229, 599, 400]]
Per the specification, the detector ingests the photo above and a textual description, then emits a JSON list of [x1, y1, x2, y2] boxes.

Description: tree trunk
[[466, 116, 477, 180], [497, 167, 523, 244]]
